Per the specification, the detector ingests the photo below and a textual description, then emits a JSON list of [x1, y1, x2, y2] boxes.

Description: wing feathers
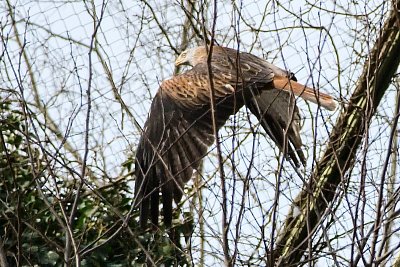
[[135, 46, 336, 228], [246, 90, 305, 167], [134, 90, 224, 227]]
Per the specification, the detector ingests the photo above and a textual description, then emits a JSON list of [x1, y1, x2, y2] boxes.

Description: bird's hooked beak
[[175, 50, 190, 66], [175, 54, 185, 66]]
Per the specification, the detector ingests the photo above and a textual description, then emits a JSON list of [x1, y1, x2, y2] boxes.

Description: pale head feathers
[[175, 46, 207, 67]]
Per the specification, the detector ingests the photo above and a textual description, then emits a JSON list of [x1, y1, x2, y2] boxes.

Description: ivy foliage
[[0, 99, 191, 266]]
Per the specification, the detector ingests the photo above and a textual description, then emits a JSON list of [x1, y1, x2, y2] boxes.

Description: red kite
[[134, 46, 336, 228]]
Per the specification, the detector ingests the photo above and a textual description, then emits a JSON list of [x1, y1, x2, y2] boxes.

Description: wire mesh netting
[[1, 0, 399, 266]]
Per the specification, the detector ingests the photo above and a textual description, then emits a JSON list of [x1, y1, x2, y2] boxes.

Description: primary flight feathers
[[134, 46, 337, 228]]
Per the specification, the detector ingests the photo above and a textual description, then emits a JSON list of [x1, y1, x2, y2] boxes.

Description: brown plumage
[[134, 46, 336, 228]]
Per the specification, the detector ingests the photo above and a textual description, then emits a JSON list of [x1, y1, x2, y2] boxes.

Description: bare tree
[[0, 0, 399, 266]]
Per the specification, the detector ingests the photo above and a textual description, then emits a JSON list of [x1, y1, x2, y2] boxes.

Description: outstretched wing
[[135, 90, 214, 227], [134, 63, 266, 228], [134, 89, 214, 228], [209, 47, 306, 165], [246, 89, 305, 167]]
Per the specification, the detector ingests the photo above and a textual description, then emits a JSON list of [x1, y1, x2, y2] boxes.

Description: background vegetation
[[1, 0, 399, 266]]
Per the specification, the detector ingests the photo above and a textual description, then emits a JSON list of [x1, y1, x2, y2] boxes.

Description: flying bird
[[134, 45, 336, 228]]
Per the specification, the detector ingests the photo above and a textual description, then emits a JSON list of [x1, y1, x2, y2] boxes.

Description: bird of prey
[[134, 45, 336, 228]]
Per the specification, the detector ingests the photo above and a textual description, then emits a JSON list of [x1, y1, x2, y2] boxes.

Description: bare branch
[[275, 2, 400, 265]]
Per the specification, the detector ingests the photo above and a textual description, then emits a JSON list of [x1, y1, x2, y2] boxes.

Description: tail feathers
[[272, 76, 337, 111]]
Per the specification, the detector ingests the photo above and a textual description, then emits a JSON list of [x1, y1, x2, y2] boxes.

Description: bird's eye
[[289, 72, 297, 81]]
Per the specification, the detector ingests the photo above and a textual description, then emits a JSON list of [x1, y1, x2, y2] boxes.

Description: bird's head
[[175, 46, 207, 67]]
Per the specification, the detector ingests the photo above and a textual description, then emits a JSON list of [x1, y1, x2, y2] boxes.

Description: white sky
[[1, 0, 398, 265]]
